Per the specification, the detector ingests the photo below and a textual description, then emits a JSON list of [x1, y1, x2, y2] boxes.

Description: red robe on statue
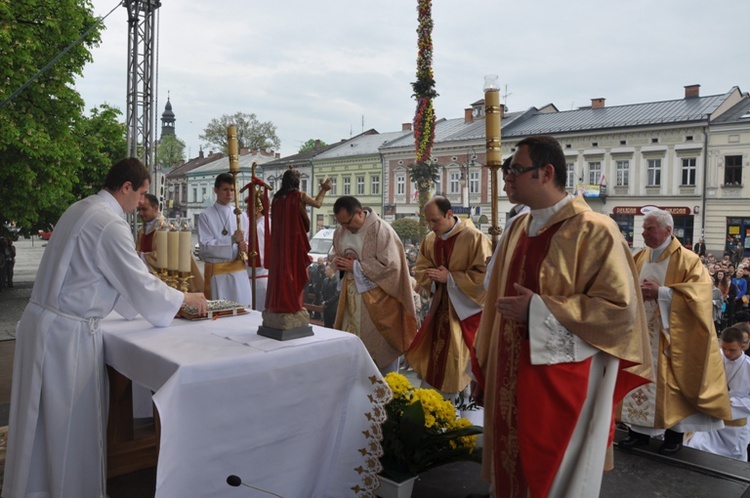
[[265, 191, 310, 313]]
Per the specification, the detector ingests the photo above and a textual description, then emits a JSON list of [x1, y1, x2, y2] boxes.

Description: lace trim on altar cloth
[[543, 314, 576, 364], [351, 375, 392, 496]]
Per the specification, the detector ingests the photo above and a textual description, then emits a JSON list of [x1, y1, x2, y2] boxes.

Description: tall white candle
[[178, 230, 192, 273], [167, 230, 179, 271], [155, 230, 168, 269]]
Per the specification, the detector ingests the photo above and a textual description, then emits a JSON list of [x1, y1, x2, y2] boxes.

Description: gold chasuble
[[619, 237, 731, 429], [407, 218, 491, 393], [333, 209, 418, 368], [474, 195, 653, 497]]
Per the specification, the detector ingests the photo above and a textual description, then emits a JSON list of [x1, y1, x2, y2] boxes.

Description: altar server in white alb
[[1, 158, 207, 498], [687, 326, 750, 461], [198, 172, 252, 305]]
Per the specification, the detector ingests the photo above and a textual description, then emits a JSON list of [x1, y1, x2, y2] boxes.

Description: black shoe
[[658, 441, 683, 455], [618, 435, 649, 449]]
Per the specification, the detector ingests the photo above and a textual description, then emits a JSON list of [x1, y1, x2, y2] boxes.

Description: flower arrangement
[[379, 372, 483, 483]]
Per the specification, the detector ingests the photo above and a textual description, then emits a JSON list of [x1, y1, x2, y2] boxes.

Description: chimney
[[402, 122, 412, 131], [500, 104, 506, 119], [275, 152, 280, 159], [250, 149, 258, 155], [591, 98, 605, 109], [239, 147, 249, 155], [464, 108, 473, 123], [684, 84, 700, 98]]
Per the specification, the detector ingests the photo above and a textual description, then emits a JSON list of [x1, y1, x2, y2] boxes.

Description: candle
[[155, 230, 168, 269], [167, 230, 179, 271], [178, 230, 192, 273]]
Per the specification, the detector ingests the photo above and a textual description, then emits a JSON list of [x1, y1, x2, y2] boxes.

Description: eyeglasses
[[502, 163, 545, 178], [339, 210, 360, 227]]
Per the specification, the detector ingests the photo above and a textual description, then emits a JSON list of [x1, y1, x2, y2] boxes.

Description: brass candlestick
[[178, 271, 193, 293], [484, 74, 503, 250]]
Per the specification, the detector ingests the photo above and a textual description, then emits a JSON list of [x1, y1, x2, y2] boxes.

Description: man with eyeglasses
[[330, 196, 417, 374], [473, 135, 653, 498]]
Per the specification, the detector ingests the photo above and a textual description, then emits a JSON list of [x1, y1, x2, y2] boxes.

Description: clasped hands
[[334, 253, 357, 272], [640, 278, 659, 301]]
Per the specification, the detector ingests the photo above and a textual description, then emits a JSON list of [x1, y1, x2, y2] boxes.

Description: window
[[396, 175, 405, 195], [725, 155, 742, 185], [647, 159, 661, 186], [371, 175, 380, 195], [201, 186, 207, 200], [192, 187, 197, 202], [681, 158, 696, 186], [616, 160, 629, 187], [449, 172, 461, 194], [330, 178, 337, 195], [343, 177, 351, 195], [356, 176, 365, 195], [588, 162, 601, 185], [565, 163, 575, 188], [301, 179, 308, 194], [469, 171, 480, 194], [434, 170, 443, 195]]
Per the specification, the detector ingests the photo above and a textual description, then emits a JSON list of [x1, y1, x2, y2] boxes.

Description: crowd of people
[[696, 241, 750, 331]]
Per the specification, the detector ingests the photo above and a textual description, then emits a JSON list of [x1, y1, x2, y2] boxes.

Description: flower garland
[[412, 0, 437, 164]]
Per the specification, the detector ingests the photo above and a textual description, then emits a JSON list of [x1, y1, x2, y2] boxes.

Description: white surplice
[[198, 202, 251, 305], [686, 352, 750, 460], [2, 190, 183, 498]]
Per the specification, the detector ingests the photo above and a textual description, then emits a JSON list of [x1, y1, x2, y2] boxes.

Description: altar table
[[102, 311, 387, 498]]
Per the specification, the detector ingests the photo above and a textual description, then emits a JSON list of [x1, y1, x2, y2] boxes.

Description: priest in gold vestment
[[474, 136, 653, 498], [407, 196, 491, 395], [618, 208, 731, 455], [332, 196, 418, 373]]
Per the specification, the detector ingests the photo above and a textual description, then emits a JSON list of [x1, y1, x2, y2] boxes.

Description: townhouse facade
[[311, 129, 411, 231]]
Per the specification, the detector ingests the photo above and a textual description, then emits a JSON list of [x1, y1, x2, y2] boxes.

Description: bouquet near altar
[[379, 372, 483, 483]]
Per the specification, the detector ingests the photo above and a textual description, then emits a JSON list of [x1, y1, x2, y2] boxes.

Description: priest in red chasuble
[[136, 193, 203, 292], [407, 196, 491, 396], [473, 135, 653, 498], [264, 169, 331, 314]]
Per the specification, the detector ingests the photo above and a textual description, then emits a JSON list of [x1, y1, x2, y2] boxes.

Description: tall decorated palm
[[409, 0, 439, 239]]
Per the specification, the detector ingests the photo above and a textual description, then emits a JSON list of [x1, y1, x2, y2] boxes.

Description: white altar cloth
[[102, 310, 387, 498]]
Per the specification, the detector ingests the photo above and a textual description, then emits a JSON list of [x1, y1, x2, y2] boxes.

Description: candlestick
[[155, 229, 168, 269], [483, 74, 503, 250]]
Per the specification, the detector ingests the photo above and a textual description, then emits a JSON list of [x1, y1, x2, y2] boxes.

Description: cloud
[[76, 0, 750, 160]]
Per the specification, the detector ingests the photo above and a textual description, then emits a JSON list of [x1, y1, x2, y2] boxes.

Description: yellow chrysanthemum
[[384, 372, 414, 400]]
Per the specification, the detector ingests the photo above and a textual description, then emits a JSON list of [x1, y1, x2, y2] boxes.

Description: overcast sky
[[74, 0, 750, 160]]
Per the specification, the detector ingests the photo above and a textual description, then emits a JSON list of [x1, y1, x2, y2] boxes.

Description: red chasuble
[[493, 222, 594, 498], [139, 231, 156, 253], [264, 191, 310, 313], [410, 234, 481, 390]]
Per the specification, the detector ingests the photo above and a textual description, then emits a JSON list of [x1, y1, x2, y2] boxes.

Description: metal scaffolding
[[124, 0, 160, 172]]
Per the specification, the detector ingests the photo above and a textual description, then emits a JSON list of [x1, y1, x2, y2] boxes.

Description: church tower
[[160, 95, 176, 138]]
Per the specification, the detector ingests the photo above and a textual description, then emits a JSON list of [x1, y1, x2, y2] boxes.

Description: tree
[[391, 218, 421, 245], [156, 134, 186, 170], [299, 138, 327, 153], [199, 112, 281, 153], [0, 1, 108, 233]]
